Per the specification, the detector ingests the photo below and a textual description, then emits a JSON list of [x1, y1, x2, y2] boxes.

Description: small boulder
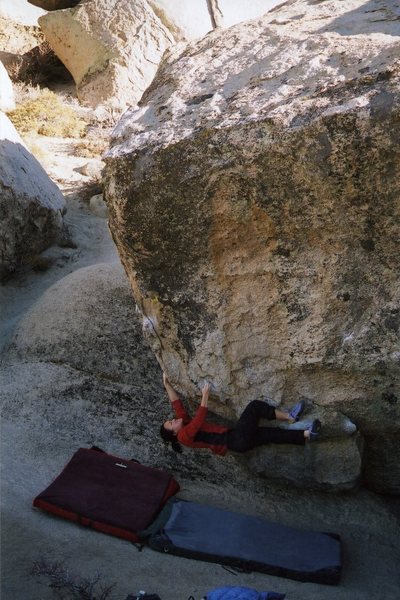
[[89, 193, 108, 219], [74, 158, 104, 180], [248, 433, 363, 492]]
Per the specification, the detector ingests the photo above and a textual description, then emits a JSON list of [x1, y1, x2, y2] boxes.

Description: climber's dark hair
[[159, 424, 183, 454]]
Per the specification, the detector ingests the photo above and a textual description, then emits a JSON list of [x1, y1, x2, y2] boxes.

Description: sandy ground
[[1, 122, 400, 600]]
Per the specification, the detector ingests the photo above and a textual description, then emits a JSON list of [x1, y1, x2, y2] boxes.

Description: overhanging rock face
[[104, 0, 400, 493]]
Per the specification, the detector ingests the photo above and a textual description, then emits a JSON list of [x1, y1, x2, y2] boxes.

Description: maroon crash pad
[[33, 448, 180, 542]]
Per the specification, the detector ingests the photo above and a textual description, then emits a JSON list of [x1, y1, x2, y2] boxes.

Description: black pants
[[226, 400, 305, 453]]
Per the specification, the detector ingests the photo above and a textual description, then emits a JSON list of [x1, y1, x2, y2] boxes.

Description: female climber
[[160, 373, 321, 455]]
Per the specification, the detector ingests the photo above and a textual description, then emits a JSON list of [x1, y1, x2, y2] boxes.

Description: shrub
[[7, 89, 87, 138], [30, 559, 116, 599]]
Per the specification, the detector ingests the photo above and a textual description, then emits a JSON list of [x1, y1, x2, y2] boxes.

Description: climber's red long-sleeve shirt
[[172, 398, 229, 456]]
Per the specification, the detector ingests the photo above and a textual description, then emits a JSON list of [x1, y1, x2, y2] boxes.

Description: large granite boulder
[[0, 112, 66, 281], [104, 0, 400, 493], [38, 0, 175, 111]]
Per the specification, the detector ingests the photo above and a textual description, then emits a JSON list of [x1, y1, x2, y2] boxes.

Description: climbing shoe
[[288, 399, 306, 422], [308, 419, 322, 442]]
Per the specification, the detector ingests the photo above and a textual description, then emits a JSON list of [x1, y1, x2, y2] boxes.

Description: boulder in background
[[0, 62, 15, 111], [38, 0, 176, 111], [0, 1, 45, 69], [0, 112, 66, 281]]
